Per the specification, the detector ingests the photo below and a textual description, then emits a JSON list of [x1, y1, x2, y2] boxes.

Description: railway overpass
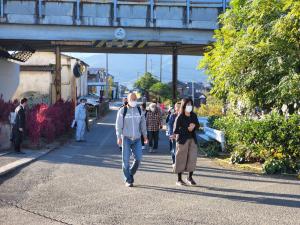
[[0, 0, 228, 99]]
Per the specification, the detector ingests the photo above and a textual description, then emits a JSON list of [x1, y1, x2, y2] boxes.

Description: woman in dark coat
[[173, 98, 200, 186]]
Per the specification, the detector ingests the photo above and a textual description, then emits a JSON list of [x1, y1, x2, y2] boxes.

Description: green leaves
[[133, 72, 159, 93], [214, 112, 300, 174], [133, 72, 171, 101], [149, 82, 172, 100], [200, 0, 300, 113]]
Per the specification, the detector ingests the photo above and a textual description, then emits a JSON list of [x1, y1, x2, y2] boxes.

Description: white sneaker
[[125, 182, 133, 187], [142, 146, 145, 150], [149, 147, 153, 153]]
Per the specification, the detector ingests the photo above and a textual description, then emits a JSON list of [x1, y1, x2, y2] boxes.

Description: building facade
[[13, 52, 88, 104]]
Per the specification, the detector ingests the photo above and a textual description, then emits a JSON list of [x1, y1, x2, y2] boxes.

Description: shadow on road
[[135, 184, 300, 208]]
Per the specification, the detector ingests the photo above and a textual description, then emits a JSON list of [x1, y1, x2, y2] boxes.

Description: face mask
[[185, 105, 193, 113], [170, 109, 175, 113], [129, 101, 137, 107], [81, 102, 86, 106], [124, 101, 128, 105]]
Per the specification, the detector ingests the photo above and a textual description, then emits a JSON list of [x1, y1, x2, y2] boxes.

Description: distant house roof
[[88, 67, 114, 78]]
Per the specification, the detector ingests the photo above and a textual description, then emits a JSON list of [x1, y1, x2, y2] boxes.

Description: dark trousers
[[148, 130, 159, 149], [141, 135, 144, 146], [13, 130, 23, 152]]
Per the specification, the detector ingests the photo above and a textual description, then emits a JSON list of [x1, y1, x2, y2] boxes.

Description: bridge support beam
[[55, 46, 62, 102], [172, 47, 178, 103]]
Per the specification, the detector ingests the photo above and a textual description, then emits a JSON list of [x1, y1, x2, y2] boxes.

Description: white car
[[79, 96, 100, 107]]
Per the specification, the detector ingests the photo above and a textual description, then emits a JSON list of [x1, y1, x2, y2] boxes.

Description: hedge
[[214, 112, 300, 174]]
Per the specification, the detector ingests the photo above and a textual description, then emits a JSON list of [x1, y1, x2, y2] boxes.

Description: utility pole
[[145, 54, 148, 74], [172, 48, 178, 103], [105, 53, 109, 98], [55, 46, 61, 102], [192, 81, 195, 103], [159, 55, 162, 82]]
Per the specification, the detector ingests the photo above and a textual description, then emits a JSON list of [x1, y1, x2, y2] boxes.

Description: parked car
[[79, 95, 100, 107]]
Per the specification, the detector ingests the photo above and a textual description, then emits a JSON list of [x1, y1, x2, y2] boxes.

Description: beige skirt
[[173, 138, 198, 173]]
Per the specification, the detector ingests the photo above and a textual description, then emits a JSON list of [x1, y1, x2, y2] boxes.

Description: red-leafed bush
[[0, 95, 18, 123], [26, 100, 75, 144]]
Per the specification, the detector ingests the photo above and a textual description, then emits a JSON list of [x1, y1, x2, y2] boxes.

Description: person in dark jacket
[[12, 98, 28, 154], [173, 98, 200, 186], [165, 107, 173, 152], [167, 102, 181, 165]]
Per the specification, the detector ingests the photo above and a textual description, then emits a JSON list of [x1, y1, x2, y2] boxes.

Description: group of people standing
[[115, 93, 199, 187]]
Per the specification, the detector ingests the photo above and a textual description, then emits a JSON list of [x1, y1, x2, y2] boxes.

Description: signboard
[[114, 28, 126, 40]]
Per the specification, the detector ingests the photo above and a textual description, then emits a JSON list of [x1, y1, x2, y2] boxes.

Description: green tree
[[150, 82, 172, 101], [134, 72, 159, 100], [199, 0, 300, 113]]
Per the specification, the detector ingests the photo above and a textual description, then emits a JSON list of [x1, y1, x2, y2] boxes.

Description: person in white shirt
[[75, 98, 88, 142]]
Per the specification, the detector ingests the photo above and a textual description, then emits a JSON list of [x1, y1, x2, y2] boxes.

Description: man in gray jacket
[[116, 93, 148, 187]]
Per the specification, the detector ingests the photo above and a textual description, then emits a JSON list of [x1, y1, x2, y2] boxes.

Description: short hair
[[180, 98, 194, 114], [127, 93, 137, 100], [149, 103, 156, 108], [80, 98, 87, 102], [20, 98, 28, 104]]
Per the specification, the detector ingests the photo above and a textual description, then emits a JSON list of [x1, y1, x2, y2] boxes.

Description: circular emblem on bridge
[[114, 28, 126, 40]]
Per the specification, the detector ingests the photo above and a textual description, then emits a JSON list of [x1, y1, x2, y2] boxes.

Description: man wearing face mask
[[146, 102, 162, 153], [75, 98, 88, 142], [116, 93, 148, 187]]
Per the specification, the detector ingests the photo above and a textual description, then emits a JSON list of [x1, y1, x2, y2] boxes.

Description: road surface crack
[[0, 198, 74, 225]]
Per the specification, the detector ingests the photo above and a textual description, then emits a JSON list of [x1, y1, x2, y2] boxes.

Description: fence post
[[0, 0, 3, 18], [76, 0, 80, 21], [150, 0, 154, 24], [113, 0, 118, 24], [38, 0, 42, 18], [186, 0, 190, 25], [223, 0, 226, 12]]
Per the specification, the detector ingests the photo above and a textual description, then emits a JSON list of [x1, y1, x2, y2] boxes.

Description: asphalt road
[[0, 110, 300, 225]]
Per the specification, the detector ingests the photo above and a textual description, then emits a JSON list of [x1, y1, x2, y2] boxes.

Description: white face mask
[[170, 109, 175, 113], [185, 105, 193, 113], [129, 101, 137, 107], [81, 102, 86, 106]]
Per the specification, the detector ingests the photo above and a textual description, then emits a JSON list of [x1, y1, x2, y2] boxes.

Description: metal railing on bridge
[[0, 0, 229, 24]]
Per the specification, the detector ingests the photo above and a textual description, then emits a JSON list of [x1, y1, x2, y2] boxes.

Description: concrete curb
[[0, 151, 11, 157], [0, 147, 57, 176]]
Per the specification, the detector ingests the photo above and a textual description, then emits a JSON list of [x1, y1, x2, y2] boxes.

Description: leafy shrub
[[207, 115, 221, 128], [194, 95, 223, 117], [214, 112, 300, 174], [199, 140, 221, 157], [26, 100, 75, 144]]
